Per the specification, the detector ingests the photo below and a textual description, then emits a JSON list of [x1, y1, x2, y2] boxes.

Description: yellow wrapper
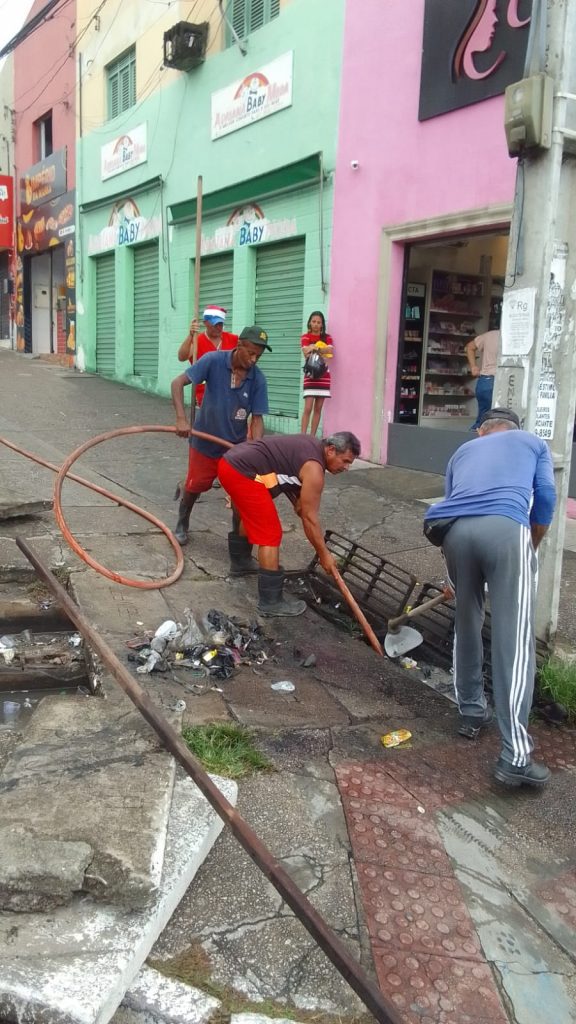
[[380, 729, 412, 748]]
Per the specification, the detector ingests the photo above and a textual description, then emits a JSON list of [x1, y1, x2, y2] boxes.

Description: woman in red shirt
[[301, 311, 333, 435]]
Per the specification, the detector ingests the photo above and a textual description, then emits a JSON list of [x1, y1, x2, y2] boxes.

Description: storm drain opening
[[0, 573, 93, 729]]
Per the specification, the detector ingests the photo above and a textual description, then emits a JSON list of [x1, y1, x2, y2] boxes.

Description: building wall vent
[[163, 22, 209, 72]]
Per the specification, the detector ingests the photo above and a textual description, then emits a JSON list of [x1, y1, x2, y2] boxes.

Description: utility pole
[[494, 0, 576, 643]]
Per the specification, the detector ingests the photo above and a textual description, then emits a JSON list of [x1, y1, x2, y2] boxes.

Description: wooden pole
[[190, 174, 203, 425], [331, 566, 384, 656]]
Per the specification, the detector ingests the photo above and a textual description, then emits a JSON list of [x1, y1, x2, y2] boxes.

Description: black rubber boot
[[174, 492, 198, 546], [257, 569, 306, 617], [228, 532, 258, 576], [493, 758, 550, 788], [458, 705, 494, 740]]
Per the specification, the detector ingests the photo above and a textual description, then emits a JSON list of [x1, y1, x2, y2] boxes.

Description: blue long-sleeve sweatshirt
[[425, 430, 556, 528]]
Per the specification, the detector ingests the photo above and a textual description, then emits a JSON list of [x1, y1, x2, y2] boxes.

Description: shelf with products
[[419, 269, 487, 425], [396, 282, 427, 425]]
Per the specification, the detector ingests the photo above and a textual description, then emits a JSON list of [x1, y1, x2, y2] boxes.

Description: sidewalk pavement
[[1, 351, 576, 1024]]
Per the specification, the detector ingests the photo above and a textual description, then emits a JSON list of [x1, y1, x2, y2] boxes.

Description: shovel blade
[[384, 625, 423, 658]]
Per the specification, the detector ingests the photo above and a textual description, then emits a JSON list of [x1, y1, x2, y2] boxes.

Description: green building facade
[[76, 0, 344, 434]]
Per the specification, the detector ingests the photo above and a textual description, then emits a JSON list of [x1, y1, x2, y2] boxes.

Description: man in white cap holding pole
[[177, 306, 238, 406]]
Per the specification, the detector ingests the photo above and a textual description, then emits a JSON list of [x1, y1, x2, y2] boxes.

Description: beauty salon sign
[[419, 0, 532, 120]]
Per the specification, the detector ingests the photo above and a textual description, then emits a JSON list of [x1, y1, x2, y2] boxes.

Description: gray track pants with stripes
[[442, 515, 536, 767]]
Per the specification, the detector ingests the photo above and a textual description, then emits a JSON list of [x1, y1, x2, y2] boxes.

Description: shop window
[[35, 112, 53, 160], [107, 47, 136, 120], [228, 0, 280, 43]]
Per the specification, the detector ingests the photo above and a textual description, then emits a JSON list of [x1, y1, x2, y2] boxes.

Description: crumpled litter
[[271, 680, 295, 693], [126, 607, 270, 680]]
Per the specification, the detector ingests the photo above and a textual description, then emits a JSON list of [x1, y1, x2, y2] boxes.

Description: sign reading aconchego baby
[[101, 124, 148, 181], [211, 52, 293, 140]]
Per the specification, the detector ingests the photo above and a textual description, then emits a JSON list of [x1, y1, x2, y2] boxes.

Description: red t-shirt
[[190, 331, 238, 404], [301, 332, 333, 391]]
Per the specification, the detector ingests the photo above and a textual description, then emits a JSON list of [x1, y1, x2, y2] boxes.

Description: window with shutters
[[107, 47, 136, 120], [228, 0, 280, 44]]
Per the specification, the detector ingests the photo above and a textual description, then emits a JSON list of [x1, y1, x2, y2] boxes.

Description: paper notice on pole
[[501, 288, 536, 356], [534, 378, 557, 440]]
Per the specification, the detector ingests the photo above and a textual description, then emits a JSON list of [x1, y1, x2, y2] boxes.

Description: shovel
[[384, 588, 452, 658]]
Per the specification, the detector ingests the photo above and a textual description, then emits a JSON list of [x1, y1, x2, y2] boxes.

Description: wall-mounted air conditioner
[[163, 22, 209, 72]]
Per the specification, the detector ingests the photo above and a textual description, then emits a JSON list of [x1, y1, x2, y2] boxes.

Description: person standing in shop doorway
[[465, 325, 500, 429], [300, 311, 333, 435]]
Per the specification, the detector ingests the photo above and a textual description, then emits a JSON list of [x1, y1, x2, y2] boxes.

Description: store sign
[[419, 0, 532, 121], [200, 203, 297, 255], [0, 175, 13, 248], [20, 148, 67, 209], [88, 197, 161, 254], [211, 52, 293, 140], [101, 124, 148, 181], [17, 190, 75, 255]]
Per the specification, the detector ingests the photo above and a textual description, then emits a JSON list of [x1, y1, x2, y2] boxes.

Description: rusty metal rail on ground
[[16, 537, 402, 1024]]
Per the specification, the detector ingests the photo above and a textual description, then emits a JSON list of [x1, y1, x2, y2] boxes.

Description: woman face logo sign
[[453, 0, 531, 82]]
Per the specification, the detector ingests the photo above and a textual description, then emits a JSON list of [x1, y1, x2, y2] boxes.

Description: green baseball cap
[[239, 326, 272, 351]]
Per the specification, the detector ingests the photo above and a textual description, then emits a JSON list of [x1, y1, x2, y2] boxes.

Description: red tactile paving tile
[[531, 725, 576, 770], [380, 758, 482, 810], [371, 948, 509, 1024], [535, 869, 576, 935], [335, 763, 420, 808], [341, 803, 453, 876], [356, 863, 483, 961]]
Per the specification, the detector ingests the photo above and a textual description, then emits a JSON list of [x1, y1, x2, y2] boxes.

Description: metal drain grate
[[301, 532, 548, 685]]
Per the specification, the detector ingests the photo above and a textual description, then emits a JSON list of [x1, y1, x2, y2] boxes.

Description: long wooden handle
[[189, 175, 203, 427], [387, 590, 450, 632], [331, 566, 384, 657], [192, 173, 203, 366]]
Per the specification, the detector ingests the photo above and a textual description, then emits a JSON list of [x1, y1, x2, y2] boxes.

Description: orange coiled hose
[[1, 425, 233, 590]]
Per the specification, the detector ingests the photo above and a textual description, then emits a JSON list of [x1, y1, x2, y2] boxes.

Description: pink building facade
[[13, 0, 76, 357], [326, 0, 531, 472]]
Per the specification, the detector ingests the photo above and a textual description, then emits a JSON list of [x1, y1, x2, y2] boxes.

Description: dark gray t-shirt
[[223, 435, 326, 498]]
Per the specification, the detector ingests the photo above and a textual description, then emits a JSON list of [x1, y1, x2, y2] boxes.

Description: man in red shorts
[[218, 431, 361, 616], [177, 306, 238, 407], [171, 327, 270, 547]]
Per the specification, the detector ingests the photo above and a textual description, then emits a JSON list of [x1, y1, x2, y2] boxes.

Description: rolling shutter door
[[133, 243, 159, 377], [254, 239, 305, 418], [95, 253, 116, 376], [196, 252, 234, 324]]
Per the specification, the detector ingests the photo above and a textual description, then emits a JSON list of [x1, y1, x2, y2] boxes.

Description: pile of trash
[[126, 608, 270, 683]]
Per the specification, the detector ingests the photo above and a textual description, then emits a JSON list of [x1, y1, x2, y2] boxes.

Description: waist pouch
[[423, 517, 458, 547]]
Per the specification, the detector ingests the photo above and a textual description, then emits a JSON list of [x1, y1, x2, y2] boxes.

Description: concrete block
[[0, 696, 176, 909], [0, 773, 237, 1024], [113, 966, 220, 1024], [0, 828, 93, 912]]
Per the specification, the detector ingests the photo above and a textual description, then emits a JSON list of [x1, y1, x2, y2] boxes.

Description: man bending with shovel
[[218, 431, 361, 617]]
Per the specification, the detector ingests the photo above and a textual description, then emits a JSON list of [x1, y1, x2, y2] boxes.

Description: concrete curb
[[0, 774, 237, 1024]]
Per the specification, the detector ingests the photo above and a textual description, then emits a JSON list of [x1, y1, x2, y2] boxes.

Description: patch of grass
[[537, 657, 576, 723], [150, 943, 372, 1024], [182, 722, 273, 779]]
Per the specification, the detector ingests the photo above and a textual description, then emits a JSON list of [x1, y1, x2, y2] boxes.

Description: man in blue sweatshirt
[[425, 408, 556, 788]]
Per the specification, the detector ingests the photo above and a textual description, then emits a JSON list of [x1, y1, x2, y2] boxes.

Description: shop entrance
[[0, 253, 10, 341], [396, 231, 507, 431], [388, 229, 508, 474], [254, 237, 305, 420], [28, 246, 66, 355]]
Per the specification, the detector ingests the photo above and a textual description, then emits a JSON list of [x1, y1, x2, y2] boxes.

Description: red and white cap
[[203, 306, 227, 323]]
